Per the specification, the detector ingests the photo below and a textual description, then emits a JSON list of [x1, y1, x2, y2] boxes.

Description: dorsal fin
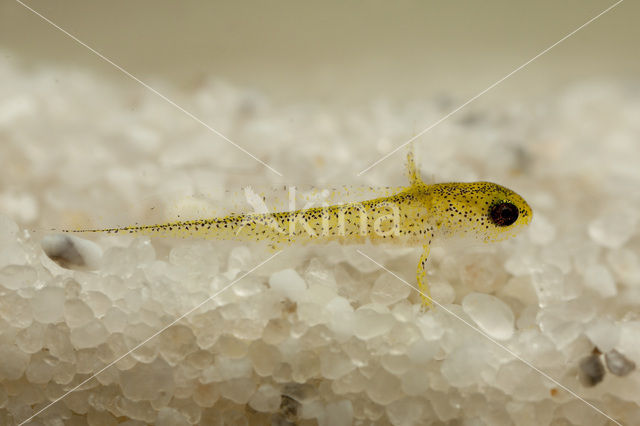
[[406, 143, 424, 186]]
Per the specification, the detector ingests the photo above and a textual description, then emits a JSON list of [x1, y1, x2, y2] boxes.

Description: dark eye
[[489, 202, 519, 227]]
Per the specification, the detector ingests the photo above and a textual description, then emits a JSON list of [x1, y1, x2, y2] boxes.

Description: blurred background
[[1, 0, 638, 107]]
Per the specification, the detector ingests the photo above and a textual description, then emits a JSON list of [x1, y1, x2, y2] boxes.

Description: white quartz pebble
[[70, 320, 108, 349], [585, 318, 619, 352], [528, 213, 556, 245], [353, 305, 395, 340], [41, 234, 103, 269], [325, 400, 353, 426], [31, 286, 65, 324], [462, 293, 515, 340], [120, 359, 175, 402], [583, 264, 617, 298], [371, 273, 411, 305], [269, 268, 307, 302], [0, 265, 37, 290], [64, 299, 95, 328], [588, 206, 637, 248]]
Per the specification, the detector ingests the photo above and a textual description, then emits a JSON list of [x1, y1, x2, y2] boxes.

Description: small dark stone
[[578, 354, 606, 387]]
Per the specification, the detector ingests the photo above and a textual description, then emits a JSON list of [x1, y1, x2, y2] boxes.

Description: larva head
[[430, 182, 532, 242]]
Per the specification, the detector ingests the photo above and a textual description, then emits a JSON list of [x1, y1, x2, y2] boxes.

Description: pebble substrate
[[1, 56, 640, 425]]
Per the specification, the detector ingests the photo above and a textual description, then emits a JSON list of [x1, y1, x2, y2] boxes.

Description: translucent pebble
[[16, 321, 46, 353], [606, 248, 640, 287], [262, 318, 290, 345], [537, 309, 582, 348], [320, 350, 356, 379], [353, 305, 395, 340], [585, 318, 619, 352], [415, 313, 444, 341], [562, 399, 607, 426], [25, 352, 56, 384], [304, 257, 337, 290], [430, 279, 455, 305], [0, 265, 37, 290], [269, 268, 307, 302], [218, 377, 256, 404], [70, 320, 108, 349], [462, 293, 515, 340], [495, 361, 549, 401], [120, 359, 175, 403], [249, 341, 282, 376], [588, 207, 637, 248], [527, 213, 556, 245], [604, 349, 636, 377], [406, 339, 438, 364], [325, 400, 353, 426], [186, 349, 215, 371], [0, 242, 28, 269], [216, 334, 247, 358], [531, 264, 565, 307], [41, 234, 103, 269], [290, 350, 320, 382], [365, 369, 402, 405], [325, 297, 355, 339], [441, 344, 490, 387], [343, 246, 387, 273], [380, 354, 411, 375], [45, 324, 75, 362], [169, 241, 220, 277], [52, 361, 76, 385], [216, 356, 253, 380], [100, 276, 128, 301], [370, 273, 410, 305], [114, 396, 156, 423], [64, 299, 95, 328], [400, 369, 430, 396], [101, 240, 154, 276], [156, 407, 189, 426], [458, 253, 506, 294], [248, 384, 280, 413], [0, 343, 30, 379], [582, 264, 617, 298], [227, 246, 252, 272], [87, 409, 118, 426], [84, 291, 112, 317], [102, 307, 128, 333], [500, 276, 538, 306], [0, 214, 18, 244], [540, 243, 572, 274], [193, 383, 220, 408], [578, 354, 605, 387], [158, 325, 198, 364], [504, 247, 540, 276], [386, 398, 423, 426], [0, 292, 33, 328], [31, 286, 65, 324]]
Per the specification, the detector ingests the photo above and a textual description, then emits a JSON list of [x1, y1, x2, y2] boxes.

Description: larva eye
[[489, 202, 519, 227]]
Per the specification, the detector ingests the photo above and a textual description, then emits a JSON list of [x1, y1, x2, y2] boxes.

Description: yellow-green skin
[[66, 150, 532, 307]]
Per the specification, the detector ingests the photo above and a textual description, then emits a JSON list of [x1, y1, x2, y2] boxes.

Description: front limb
[[417, 244, 433, 309]]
